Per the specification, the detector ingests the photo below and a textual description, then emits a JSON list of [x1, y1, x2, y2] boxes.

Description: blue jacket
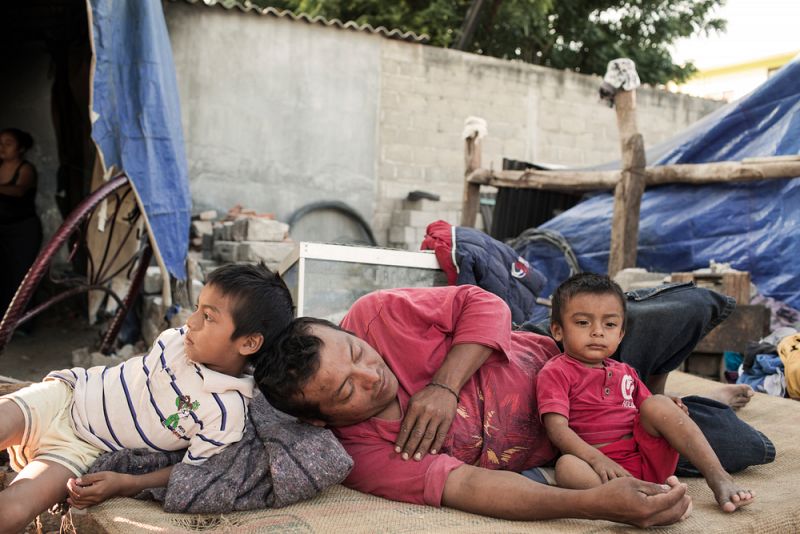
[[421, 220, 546, 325]]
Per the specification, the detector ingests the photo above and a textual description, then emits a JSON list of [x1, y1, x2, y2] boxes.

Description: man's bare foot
[[705, 384, 754, 409], [707, 473, 755, 512]]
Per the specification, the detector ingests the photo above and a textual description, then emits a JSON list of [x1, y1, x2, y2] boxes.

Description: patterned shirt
[[47, 327, 254, 465], [334, 285, 559, 506]]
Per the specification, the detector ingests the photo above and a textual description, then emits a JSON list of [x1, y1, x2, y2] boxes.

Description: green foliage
[[246, 0, 726, 84]]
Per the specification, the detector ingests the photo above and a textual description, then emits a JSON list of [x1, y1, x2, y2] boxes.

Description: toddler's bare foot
[[708, 474, 755, 512], [705, 384, 754, 410]]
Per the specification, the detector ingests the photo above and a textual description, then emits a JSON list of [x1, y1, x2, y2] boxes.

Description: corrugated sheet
[[176, 0, 430, 43]]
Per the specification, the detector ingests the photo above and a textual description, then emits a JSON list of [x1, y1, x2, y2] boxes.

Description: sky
[[670, 0, 800, 70]]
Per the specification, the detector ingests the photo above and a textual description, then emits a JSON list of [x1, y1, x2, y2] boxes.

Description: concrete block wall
[[375, 41, 723, 248], [166, 5, 723, 251]]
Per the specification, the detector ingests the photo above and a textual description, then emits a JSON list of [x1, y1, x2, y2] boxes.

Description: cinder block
[[141, 296, 166, 347], [191, 220, 213, 237], [391, 210, 433, 228], [213, 241, 239, 262], [201, 233, 214, 253], [388, 225, 415, 244], [213, 221, 234, 241], [144, 266, 163, 295], [241, 241, 296, 264], [230, 218, 248, 242], [198, 210, 218, 221], [246, 218, 289, 242]]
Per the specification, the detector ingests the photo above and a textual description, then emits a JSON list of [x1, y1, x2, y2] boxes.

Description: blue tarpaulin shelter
[[88, 0, 191, 280], [518, 56, 800, 315]]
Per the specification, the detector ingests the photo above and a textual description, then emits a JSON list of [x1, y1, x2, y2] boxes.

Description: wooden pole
[[461, 133, 482, 227], [608, 90, 646, 277]]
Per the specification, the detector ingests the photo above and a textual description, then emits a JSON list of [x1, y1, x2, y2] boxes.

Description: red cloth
[[598, 415, 679, 484], [335, 285, 559, 506], [537, 354, 651, 445], [420, 220, 458, 285], [537, 354, 679, 483]]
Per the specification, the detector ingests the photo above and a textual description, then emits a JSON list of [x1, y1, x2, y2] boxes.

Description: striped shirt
[[46, 327, 254, 465]]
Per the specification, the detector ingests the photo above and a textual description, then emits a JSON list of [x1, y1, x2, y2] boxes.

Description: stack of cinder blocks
[[207, 216, 295, 273], [388, 198, 462, 250]]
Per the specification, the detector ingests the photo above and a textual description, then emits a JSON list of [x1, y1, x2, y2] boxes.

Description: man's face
[[550, 292, 625, 367], [298, 324, 399, 427]]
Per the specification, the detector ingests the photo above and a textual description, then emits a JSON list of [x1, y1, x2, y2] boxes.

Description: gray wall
[[166, 2, 380, 223], [165, 3, 724, 245]]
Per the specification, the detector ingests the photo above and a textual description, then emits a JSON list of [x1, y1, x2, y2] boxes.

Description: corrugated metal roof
[[176, 0, 430, 43]]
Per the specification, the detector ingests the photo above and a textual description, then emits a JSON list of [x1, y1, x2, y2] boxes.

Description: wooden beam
[[608, 90, 646, 277], [466, 168, 620, 191], [644, 160, 800, 185], [460, 134, 482, 227]]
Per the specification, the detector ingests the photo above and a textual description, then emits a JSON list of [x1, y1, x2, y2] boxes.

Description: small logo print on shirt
[[621, 374, 636, 408], [163, 395, 200, 437], [510, 257, 531, 279]]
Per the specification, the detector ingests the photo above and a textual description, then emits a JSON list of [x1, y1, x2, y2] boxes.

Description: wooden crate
[[670, 271, 750, 304]]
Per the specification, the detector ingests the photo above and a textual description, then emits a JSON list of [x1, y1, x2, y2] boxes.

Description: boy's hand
[[590, 455, 632, 483], [667, 396, 689, 415], [66, 472, 133, 509]]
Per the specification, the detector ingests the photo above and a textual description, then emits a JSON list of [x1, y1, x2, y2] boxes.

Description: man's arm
[[442, 464, 691, 527], [395, 342, 493, 460], [392, 286, 523, 460], [65, 466, 174, 509], [543, 413, 631, 482]]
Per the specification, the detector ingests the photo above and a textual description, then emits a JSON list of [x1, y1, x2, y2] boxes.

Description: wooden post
[[608, 89, 646, 277], [461, 133, 482, 227]]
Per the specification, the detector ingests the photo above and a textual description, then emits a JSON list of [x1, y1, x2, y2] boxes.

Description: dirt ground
[[0, 310, 104, 383]]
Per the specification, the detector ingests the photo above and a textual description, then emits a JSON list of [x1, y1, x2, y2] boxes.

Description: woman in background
[[0, 128, 42, 317]]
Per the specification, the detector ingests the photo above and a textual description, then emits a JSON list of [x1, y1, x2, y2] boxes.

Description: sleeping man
[[255, 284, 772, 527]]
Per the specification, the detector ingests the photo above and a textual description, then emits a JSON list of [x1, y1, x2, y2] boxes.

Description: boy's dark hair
[[205, 263, 294, 356], [551, 272, 627, 327], [254, 317, 346, 422], [1, 128, 34, 153]]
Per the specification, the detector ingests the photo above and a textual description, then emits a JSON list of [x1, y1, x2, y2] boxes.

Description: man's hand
[[593, 475, 692, 527], [395, 384, 457, 461], [66, 472, 135, 509], [589, 454, 631, 483]]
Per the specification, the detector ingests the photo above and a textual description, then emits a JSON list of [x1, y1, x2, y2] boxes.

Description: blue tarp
[[89, 0, 191, 279], [518, 56, 800, 317]]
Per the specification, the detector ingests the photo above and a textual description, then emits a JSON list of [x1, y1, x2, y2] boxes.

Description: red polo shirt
[[536, 354, 651, 445]]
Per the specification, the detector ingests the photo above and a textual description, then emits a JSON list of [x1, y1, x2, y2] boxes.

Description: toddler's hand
[[590, 455, 632, 483]]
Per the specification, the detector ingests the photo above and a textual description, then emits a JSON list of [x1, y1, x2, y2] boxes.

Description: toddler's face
[[550, 292, 625, 367]]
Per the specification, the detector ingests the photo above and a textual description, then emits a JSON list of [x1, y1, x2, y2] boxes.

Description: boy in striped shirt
[[0, 263, 293, 531]]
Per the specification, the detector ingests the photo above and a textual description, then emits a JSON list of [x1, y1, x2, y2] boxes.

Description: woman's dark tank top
[[0, 161, 37, 224]]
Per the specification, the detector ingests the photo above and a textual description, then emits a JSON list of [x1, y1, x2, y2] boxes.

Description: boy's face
[[550, 292, 625, 368], [184, 284, 262, 376]]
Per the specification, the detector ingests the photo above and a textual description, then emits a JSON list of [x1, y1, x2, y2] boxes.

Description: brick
[[245, 218, 289, 242]]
